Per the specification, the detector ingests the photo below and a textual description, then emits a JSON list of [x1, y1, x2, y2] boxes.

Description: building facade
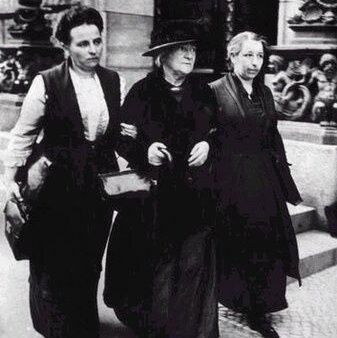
[[1, 0, 337, 229]]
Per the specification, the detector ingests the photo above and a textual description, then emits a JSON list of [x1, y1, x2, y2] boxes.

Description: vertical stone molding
[[224, 0, 235, 46], [278, 0, 303, 46], [102, 0, 154, 90]]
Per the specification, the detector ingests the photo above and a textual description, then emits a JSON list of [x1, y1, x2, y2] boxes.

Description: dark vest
[[40, 59, 120, 181]]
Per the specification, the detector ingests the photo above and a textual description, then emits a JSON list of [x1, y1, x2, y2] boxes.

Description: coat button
[[187, 176, 193, 184]]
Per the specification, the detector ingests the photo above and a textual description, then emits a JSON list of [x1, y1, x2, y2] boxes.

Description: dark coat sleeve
[[200, 84, 218, 151], [115, 80, 151, 171], [117, 77, 218, 172], [266, 88, 302, 205]]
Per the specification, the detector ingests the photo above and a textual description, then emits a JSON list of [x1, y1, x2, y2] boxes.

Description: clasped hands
[[148, 141, 209, 167], [119, 124, 209, 167]]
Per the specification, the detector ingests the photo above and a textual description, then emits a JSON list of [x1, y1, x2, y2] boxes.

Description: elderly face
[[66, 24, 103, 73], [163, 43, 196, 77], [231, 39, 264, 81]]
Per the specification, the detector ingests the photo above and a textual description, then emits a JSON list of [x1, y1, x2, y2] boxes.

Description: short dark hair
[[55, 5, 103, 45]]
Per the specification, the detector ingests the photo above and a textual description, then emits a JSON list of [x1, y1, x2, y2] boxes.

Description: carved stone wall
[[267, 52, 337, 126], [0, 0, 153, 93], [278, 0, 337, 46], [269, 0, 337, 125]]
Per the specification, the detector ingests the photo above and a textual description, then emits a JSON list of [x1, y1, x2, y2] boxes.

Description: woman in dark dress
[[210, 31, 302, 338], [104, 20, 219, 338], [3, 6, 134, 337]]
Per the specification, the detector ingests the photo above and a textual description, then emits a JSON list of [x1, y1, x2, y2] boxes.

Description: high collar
[[232, 72, 259, 99]]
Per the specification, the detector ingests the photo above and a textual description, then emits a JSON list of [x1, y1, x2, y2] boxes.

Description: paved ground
[[218, 265, 337, 337], [1, 206, 337, 338]]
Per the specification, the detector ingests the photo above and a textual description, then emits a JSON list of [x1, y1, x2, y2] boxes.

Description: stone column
[[277, 0, 302, 46], [0, 1, 15, 45], [0, 0, 15, 13], [101, 0, 154, 91]]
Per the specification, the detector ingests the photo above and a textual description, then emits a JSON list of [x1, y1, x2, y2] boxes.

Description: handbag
[[4, 197, 30, 260], [3, 154, 52, 260], [98, 169, 156, 199]]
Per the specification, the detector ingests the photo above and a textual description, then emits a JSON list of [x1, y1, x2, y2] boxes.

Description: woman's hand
[[3, 166, 23, 202], [4, 180, 23, 202], [188, 141, 209, 167], [120, 123, 138, 139], [148, 142, 172, 166]]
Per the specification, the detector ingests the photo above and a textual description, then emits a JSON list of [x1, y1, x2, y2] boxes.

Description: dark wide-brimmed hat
[[143, 20, 199, 57]]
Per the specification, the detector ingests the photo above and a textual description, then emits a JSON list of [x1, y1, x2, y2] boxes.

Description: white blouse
[[69, 67, 109, 141], [5, 69, 125, 167]]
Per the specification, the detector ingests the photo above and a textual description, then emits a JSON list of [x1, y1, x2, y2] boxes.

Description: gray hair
[[153, 43, 197, 68], [154, 53, 163, 68], [153, 48, 173, 68], [227, 31, 269, 61]]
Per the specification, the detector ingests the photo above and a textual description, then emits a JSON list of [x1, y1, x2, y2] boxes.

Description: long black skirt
[[217, 155, 291, 314], [29, 182, 114, 338], [104, 189, 219, 338]]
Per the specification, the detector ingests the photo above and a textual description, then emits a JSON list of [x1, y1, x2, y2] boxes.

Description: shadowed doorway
[[234, 0, 279, 45]]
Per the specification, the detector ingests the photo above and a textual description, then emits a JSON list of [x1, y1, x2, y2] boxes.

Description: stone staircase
[[1, 129, 337, 284], [287, 203, 337, 283]]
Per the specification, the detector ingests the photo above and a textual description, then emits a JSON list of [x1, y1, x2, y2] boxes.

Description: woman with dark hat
[[210, 31, 302, 338], [3, 5, 134, 337], [103, 20, 219, 338]]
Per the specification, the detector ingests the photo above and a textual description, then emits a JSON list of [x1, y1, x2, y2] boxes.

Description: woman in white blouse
[[3, 6, 134, 338]]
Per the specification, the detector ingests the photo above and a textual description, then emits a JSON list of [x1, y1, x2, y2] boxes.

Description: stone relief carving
[[224, 0, 235, 44], [0, 48, 63, 93], [309, 53, 337, 126], [269, 53, 337, 126], [0, 0, 70, 93], [270, 58, 312, 121], [287, 0, 337, 27]]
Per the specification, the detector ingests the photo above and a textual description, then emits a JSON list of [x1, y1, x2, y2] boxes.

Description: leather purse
[[98, 169, 156, 199], [3, 154, 52, 260], [4, 197, 30, 260]]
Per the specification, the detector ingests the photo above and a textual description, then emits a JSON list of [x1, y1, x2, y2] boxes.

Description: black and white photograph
[[0, 1, 337, 337]]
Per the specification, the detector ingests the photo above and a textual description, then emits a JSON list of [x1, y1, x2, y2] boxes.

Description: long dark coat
[[104, 70, 219, 338], [210, 73, 301, 314], [27, 59, 120, 338]]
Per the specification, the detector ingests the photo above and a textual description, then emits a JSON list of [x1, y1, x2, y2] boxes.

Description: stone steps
[[287, 203, 316, 234], [288, 229, 337, 284], [286, 204, 337, 283], [297, 230, 337, 279], [287, 204, 337, 283]]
